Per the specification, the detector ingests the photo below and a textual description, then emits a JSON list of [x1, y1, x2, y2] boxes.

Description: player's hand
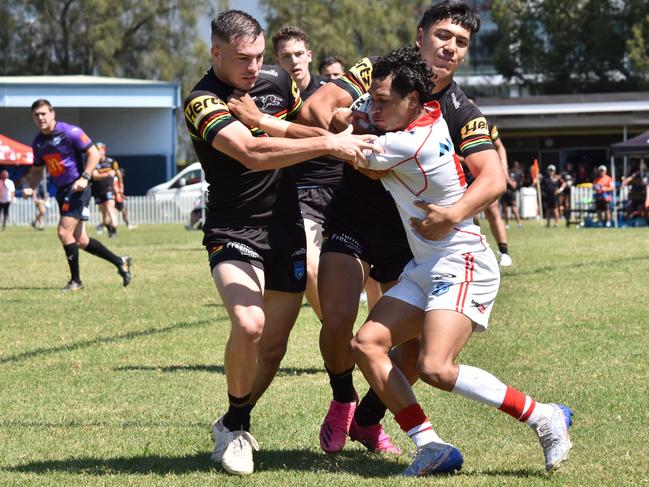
[[23, 187, 33, 198], [350, 111, 376, 134], [328, 125, 379, 166], [71, 177, 88, 192], [330, 107, 353, 132], [227, 91, 263, 128], [410, 200, 459, 240]]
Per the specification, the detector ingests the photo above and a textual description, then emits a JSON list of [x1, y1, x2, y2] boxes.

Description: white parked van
[[146, 162, 208, 200]]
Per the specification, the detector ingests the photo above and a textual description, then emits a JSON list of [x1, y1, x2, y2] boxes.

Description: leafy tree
[[492, 0, 649, 94], [0, 0, 210, 94], [628, 14, 649, 87], [260, 0, 429, 68]]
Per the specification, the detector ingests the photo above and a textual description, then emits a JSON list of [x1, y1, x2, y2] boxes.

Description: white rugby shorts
[[383, 248, 500, 331]]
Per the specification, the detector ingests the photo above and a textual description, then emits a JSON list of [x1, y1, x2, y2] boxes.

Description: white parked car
[[146, 162, 208, 200]]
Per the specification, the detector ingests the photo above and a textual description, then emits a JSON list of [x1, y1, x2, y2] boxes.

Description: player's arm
[[91, 168, 115, 180], [299, 56, 375, 131], [213, 122, 375, 171], [71, 144, 100, 192], [226, 92, 330, 138], [493, 137, 511, 184], [411, 149, 505, 240], [299, 82, 354, 131]]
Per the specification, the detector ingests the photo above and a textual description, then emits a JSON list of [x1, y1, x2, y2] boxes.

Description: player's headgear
[[418, 1, 481, 35]]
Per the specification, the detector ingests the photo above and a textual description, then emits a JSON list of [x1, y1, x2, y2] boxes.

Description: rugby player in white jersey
[[346, 46, 573, 476]]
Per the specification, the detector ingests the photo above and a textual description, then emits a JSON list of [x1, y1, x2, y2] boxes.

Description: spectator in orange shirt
[[593, 165, 614, 227]]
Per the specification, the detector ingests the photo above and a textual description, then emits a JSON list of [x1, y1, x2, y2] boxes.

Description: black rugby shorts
[[203, 219, 307, 293]]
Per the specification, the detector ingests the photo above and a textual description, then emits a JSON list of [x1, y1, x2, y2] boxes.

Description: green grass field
[[1, 223, 648, 486]]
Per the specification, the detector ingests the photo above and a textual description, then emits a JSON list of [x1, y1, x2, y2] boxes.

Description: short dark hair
[[272, 25, 309, 54], [31, 99, 53, 111], [318, 56, 345, 73], [373, 46, 435, 104], [418, 1, 481, 35], [211, 10, 264, 44]]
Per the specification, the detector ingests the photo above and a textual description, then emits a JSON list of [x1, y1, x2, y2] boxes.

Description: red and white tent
[[0, 134, 33, 165]]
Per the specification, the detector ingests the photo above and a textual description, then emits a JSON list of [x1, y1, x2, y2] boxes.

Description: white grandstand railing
[[4, 194, 200, 227]]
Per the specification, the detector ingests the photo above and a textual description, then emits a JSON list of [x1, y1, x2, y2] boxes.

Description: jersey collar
[[405, 101, 442, 130]]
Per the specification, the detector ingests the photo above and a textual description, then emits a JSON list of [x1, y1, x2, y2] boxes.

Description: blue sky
[[199, 1, 266, 41]]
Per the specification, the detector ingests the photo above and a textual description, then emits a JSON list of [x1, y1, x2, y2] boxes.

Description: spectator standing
[[0, 170, 16, 231], [593, 164, 614, 227], [31, 172, 49, 230], [621, 162, 648, 222], [502, 162, 522, 228], [541, 165, 565, 227]]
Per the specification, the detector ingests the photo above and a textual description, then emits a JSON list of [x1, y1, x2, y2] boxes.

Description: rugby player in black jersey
[[91, 143, 119, 238], [271, 26, 342, 321], [467, 97, 514, 265], [184, 10, 377, 476], [299, 0, 507, 456]]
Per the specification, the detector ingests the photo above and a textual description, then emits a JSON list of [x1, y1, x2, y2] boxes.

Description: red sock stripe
[[519, 399, 536, 422], [395, 403, 428, 433], [498, 386, 529, 421]]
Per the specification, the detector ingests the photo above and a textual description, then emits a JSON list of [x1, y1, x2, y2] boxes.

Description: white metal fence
[[4, 194, 200, 227], [3, 187, 631, 228]]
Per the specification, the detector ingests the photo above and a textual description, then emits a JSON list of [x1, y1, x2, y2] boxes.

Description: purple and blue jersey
[[32, 121, 94, 188]]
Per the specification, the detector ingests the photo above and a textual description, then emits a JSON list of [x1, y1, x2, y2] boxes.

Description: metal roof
[[0, 75, 181, 109]]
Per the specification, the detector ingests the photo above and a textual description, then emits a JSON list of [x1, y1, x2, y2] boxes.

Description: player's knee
[[417, 358, 454, 389], [231, 313, 264, 344], [350, 328, 384, 362], [321, 302, 357, 333], [258, 341, 288, 368]]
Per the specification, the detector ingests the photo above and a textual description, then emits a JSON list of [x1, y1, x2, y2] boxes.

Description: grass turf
[[0, 223, 648, 486]]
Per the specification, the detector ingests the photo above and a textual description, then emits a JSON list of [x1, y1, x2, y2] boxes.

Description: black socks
[[84, 238, 122, 267], [354, 388, 388, 426], [223, 393, 253, 431], [326, 365, 356, 403], [63, 243, 80, 283]]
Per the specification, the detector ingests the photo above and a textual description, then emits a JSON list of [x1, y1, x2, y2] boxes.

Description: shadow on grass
[[0, 286, 60, 291], [6, 449, 404, 477], [114, 364, 322, 376], [0, 319, 215, 365]]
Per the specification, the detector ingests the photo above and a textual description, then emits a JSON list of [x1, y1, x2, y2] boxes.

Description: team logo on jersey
[[52, 136, 62, 146], [460, 117, 489, 139], [431, 281, 452, 297], [348, 57, 373, 92], [260, 68, 279, 77], [439, 138, 453, 157], [185, 95, 228, 126], [254, 94, 284, 111], [293, 260, 306, 280], [432, 273, 456, 281], [451, 93, 461, 109], [471, 299, 487, 314]]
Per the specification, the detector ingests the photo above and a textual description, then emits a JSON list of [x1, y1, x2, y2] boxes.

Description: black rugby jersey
[[291, 75, 343, 187], [93, 157, 118, 192], [184, 66, 303, 224]]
